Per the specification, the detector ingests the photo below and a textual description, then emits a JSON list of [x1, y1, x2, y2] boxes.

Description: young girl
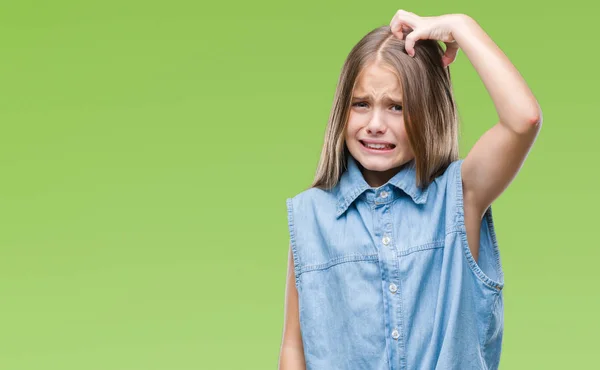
[[279, 10, 541, 370]]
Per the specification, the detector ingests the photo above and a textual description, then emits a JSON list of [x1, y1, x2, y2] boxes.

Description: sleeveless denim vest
[[285, 155, 505, 370]]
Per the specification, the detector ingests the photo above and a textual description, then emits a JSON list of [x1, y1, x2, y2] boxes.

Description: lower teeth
[[367, 146, 390, 150], [362, 141, 393, 150]]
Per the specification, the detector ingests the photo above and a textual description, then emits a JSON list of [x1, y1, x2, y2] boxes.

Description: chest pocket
[[378, 192, 449, 255], [296, 201, 380, 275]]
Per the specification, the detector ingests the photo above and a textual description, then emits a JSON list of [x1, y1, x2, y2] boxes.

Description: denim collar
[[335, 155, 429, 218]]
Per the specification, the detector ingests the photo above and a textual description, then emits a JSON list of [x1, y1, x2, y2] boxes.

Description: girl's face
[[345, 62, 415, 188]]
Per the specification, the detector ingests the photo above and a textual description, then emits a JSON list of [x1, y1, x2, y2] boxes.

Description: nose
[[366, 110, 387, 135]]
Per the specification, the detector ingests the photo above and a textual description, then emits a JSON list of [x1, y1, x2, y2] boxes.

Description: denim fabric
[[286, 155, 505, 370]]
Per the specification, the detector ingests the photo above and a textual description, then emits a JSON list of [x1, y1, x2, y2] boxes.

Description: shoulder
[[420, 159, 465, 229], [286, 186, 343, 231], [438, 158, 464, 182], [441, 159, 468, 232], [445, 158, 465, 183], [425, 158, 465, 200], [287, 186, 337, 210], [443, 158, 465, 200]]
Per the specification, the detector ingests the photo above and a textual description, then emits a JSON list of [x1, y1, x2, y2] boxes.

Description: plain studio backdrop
[[0, 1, 596, 369]]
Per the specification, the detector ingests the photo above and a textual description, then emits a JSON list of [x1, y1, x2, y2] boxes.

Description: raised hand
[[389, 9, 463, 68]]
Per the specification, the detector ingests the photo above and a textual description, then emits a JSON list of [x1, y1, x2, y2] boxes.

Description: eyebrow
[[352, 94, 403, 102]]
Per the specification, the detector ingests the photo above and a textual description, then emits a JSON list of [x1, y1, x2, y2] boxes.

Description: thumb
[[442, 41, 460, 67]]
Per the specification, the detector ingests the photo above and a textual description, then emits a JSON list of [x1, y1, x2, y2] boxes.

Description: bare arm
[[453, 14, 542, 219], [278, 244, 306, 370], [389, 12, 542, 229]]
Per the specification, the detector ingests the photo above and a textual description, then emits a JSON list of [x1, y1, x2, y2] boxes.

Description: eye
[[351, 102, 403, 111]]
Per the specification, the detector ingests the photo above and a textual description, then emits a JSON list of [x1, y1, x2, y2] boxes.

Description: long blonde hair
[[310, 24, 460, 191]]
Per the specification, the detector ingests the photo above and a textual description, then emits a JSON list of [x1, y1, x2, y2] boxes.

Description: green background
[[0, 1, 596, 369]]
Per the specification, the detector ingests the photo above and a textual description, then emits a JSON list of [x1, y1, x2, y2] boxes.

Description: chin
[[354, 155, 395, 169], [362, 160, 399, 172], [355, 152, 413, 170]]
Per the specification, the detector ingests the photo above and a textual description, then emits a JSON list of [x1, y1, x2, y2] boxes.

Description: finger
[[390, 20, 410, 35], [442, 42, 460, 66], [390, 21, 415, 42], [444, 41, 460, 54], [393, 9, 419, 25], [390, 10, 418, 33], [391, 24, 412, 40], [404, 30, 425, 57], [442, 54, 454, 68]]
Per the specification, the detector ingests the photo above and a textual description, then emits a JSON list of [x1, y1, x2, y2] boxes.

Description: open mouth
[[360, 140, 396, 150]]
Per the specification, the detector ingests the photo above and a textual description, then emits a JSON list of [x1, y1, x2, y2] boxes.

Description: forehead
[[353, 63, 402, 98]]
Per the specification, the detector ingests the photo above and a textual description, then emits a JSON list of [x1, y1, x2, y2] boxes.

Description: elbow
[[511, 110, 543, 135], [527, 109, 543, 127]]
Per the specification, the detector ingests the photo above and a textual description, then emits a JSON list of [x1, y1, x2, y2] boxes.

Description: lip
[[359, 140, 396, 154], [360, 139, 395, 146]]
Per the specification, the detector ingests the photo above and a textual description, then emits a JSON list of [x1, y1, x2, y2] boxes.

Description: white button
[[389, 283, 397, 293], [380, 191, 388, 198], [391, 329, 399, 339], [382, 236, 390, 245]]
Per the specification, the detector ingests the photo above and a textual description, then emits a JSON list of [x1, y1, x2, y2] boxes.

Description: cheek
[[397, 125, 414, 152], [345, 116, 361, 137], [394, 122, 409, 141]]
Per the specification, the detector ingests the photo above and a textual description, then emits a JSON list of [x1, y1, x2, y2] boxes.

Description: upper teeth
[[365, 142, 392, 149]]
